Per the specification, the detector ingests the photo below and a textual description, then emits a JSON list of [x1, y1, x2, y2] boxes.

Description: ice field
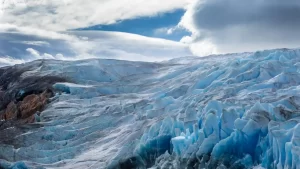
[[1, 48, 300, 169]]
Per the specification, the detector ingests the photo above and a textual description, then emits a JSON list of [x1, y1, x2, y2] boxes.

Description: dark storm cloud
[[192, 0, 300, 30], [186, 0, 300, 54]]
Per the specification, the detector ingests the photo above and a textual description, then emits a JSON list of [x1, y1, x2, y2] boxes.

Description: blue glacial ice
[[1, 49, 300, 168]]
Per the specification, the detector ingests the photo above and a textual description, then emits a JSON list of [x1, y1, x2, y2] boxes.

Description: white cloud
[[154, 27, 178, 35], [154, 27, 171, 35], [55, 30, 193, 61], [153, 25, 188, 37], [0, 56, 25, 67], [26, 48, 41, 58], [167, 28, 175, 35], [26, 48, 64, 60], [11, 40, 50, 46], [0, 24, 192, 66], [0, 0, 192, 31], [0, 1, 195, 65], [0, 23, 77, 40]]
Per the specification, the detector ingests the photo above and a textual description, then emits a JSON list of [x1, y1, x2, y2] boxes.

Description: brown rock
[[3, 102, 18, 120], [19, 93, 48, 119], [1, 89, 52, 124]]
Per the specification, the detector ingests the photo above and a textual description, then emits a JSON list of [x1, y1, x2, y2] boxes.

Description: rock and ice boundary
[[0, 49, 300, 169]]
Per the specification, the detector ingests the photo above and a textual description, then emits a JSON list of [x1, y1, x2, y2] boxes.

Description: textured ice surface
[[1, 49, 300, 168]]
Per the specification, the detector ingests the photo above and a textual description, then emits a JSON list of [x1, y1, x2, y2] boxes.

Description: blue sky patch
[[76, 9, 190, 41]]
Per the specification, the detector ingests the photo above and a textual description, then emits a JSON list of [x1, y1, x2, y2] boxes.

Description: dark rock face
[[0, 61, 69, 127], [118, 156, 145, 169]]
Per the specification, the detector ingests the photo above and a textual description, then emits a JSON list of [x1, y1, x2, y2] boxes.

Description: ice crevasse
[[0, 49, 300, 169], [127, 49, 300, 169]]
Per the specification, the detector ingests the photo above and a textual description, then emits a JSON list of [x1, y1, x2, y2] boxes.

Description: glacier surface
[[1, 49, 300, 169]]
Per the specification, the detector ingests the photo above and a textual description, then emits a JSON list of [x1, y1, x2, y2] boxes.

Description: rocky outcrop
[[19, 90, 51, 119], [2, 102, 18, 120], [0, 60, 69, 126], [0, 61, 68, 110], [1, 90, 53, 124]]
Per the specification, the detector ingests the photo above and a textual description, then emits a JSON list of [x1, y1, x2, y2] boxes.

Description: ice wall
[[134, 49, 300, 168]]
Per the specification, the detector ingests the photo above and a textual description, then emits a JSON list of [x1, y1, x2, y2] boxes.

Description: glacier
[[0, 48, 300, 169]]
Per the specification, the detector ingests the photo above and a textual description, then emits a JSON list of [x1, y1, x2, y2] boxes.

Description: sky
[[76, 9, 190, 41], [0, 0, 300, 65]]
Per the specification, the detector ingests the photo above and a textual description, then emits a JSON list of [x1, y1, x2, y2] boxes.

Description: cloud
[[154, 27, 173, 35], [0, 0, 192, 31], [69, 30, 192, 61], [0, 24, 192, 66], [26, 48, 41, 58], [0, 56, 25, 67], [0, 1, 194, 65], [0, 24, 80, 60], [180, 0, 300, 56], [0, 23, 77, 40], [11, 40, 50, 46], [154, 26, 180, 35], [26, 48, 64, 60]]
